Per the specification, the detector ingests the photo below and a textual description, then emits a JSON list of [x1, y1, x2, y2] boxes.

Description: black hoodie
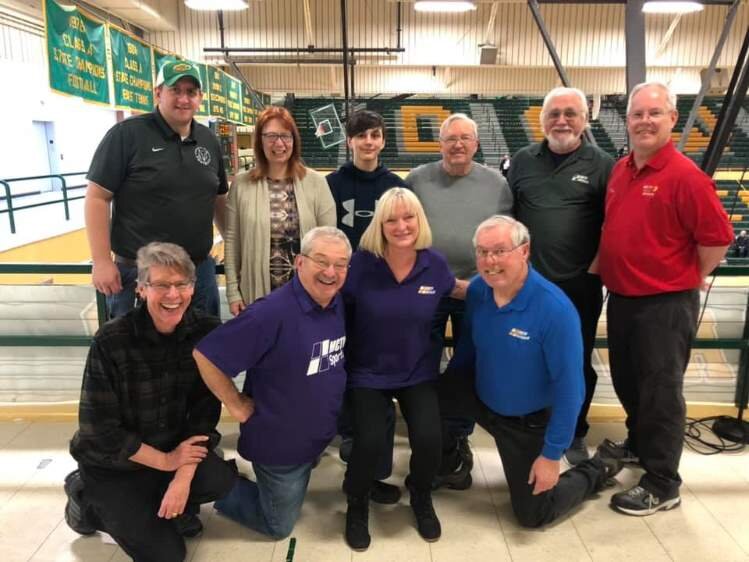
[[326, 161, 407, 249]]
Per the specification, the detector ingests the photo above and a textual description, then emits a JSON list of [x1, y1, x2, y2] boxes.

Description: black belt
[[114, 254, 206, 267]]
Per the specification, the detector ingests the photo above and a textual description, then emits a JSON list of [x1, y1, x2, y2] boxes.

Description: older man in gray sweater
[[406, 112, 513, 490]]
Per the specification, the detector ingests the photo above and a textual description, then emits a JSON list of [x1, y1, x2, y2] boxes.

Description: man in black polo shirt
[[508, 87, 614, 465], [85, 60, 228, 318]]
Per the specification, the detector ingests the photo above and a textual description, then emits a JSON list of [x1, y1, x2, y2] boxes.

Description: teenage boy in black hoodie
[[327, 110, 406, 505], [327, 110, 407, 249]]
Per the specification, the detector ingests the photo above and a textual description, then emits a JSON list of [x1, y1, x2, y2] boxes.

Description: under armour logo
[[341, 199, 376, 228]]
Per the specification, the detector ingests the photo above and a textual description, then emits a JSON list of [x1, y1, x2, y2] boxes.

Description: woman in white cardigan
[[224, 106, 336, 315]]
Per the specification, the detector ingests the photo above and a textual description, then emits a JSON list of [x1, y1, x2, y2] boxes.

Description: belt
[[114, 254, 206, 267]]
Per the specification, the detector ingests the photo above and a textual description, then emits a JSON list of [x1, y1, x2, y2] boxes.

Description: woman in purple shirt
[[342, 187, 466, 550]]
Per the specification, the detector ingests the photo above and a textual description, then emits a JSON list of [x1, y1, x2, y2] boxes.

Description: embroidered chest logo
[[194, 146, 211, 166], [571, 174, 590, 185], [641, 184, 659, 198], [418, 286, 436, 295], [508, 328, 530, 341], [307, 335, 346, 376]]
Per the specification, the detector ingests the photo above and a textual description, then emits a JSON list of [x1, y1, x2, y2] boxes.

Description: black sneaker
[[345, 495, 371, 551], [432, 458, 472, 490], [339, 437, 353, 464], [456, 436, 474, 471], [611, 485, 681, 516], [63, 470, 97, 536], [564, 437, 590, 465], [370, 480, 401, 504], [597, 438, 640, 464], [409, 488, 441, 542], [173, 513, 203, 537], [590, 452, 623, 491]]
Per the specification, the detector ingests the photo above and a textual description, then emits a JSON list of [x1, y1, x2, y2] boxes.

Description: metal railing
[[1, 172, 87, 234]]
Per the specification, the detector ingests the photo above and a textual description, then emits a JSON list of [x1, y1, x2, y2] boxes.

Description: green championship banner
[[193, 62, 210, 117], [153, 48, 176, 78], [242, 83, 256, 126], [225, 73, 243, 124], [44, 0, 109, 104], [207, 66, 227, 119], [110, 26, 153, 112]]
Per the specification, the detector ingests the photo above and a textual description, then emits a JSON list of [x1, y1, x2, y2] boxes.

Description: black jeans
[[336, 395, 395, 481], [607, 289, 699, 498], [345, 382, 442, 496], [81, 452, 237, 562], [431, 296, 476, 438], [439, 370, 604, 528], [554, 273, 604, 439]]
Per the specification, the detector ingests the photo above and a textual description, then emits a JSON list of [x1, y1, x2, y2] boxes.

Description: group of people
[[64, 58, 733, 562]]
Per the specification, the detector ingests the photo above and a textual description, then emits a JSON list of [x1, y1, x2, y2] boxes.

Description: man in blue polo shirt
[[193, 226, 351, 539], [437, 215, 620, 527], [85, 60, 228, 318]]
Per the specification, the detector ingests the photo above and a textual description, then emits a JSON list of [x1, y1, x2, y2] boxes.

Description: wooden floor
[[1, 420, 747, 562]]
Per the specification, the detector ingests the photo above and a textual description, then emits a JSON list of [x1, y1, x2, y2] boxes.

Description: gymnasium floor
[[1, 419, 747, 562]]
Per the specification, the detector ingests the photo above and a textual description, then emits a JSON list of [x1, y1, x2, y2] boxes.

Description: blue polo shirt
[[451, 267, 584, 460], [343, 248, 455, 389], [196, 276, 346, 465]]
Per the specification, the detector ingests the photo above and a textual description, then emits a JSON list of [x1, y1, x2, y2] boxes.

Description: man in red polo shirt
[[595, 81, 732, 516]]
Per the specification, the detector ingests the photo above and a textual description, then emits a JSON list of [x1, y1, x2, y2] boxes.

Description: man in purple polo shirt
[[193, 226, 352, 539]]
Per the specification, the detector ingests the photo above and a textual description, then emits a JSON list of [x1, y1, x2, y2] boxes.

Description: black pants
[[554, 273, 604, 439], [432, 296, 475, 437], [345, 382, 442, 496], [607, 289, 699, 498], [336, 395, 395, 480], [439, 371, 604, 528], [81, 452, 237, 562]]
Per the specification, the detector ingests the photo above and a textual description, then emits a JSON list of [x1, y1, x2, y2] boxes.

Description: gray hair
[[300, 226, 352, 258], [540, 86, 589, 123], [136, 242, 196, 286], [440, 112, 478, 139], [472, 215, 531, 248], [627, 81, 677, 114]]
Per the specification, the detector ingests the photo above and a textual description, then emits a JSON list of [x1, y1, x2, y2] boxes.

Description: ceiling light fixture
[[414, 1, 477, 14], [185, 0, 249, 11], [642, 1, 704, 14]]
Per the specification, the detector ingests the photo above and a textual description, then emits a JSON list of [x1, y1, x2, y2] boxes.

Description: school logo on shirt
[[508, 328, 530, 341], [418, 285, 436, 295], [642, 184, 659, 198], [571, 174, 590, 185], [341, 199, 376, 228], [194, 146, 211, 166], [306, 335, 346, 376]]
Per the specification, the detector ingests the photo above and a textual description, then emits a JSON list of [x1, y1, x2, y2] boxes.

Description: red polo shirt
[[598, 141, 732, 296]]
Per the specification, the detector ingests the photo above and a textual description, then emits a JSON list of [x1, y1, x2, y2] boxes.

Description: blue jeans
[[431, 296, 475, 438], [107, 257, 219, 319], [214, 462, 313, 539]]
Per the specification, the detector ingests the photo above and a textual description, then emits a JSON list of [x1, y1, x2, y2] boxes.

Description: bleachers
[[289, 95, 749, 172]]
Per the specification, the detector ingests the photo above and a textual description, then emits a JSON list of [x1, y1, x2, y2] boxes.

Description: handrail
[[0, 172, 87, 234], [0, 262, 744, 349]]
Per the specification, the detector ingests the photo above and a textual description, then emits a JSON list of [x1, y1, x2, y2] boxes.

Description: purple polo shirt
[[343, 248, 455, 389], [196, 276, 346, 465]]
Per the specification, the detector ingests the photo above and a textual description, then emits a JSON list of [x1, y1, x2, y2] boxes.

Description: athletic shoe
[[597, 438, 640, 464], [564, 437, 591, 465], [611, 485, 681, 516], [63, 469, 97, 536]]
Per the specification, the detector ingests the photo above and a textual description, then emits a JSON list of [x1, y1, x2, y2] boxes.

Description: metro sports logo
[[306, 335, 346, 376]]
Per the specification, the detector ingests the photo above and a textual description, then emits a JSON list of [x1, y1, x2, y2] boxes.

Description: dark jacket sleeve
[[69, 338, 142, 468]]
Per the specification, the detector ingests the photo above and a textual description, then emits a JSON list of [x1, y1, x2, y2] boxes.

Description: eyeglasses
[[475, 244, 525, 260], [544, 109, 584, 121], [145, 281, 194, 293], [165, 86, 200, 99], [302, 254, 349, 272], [628, 108, 671, 122], [440, 135, 477, 146], [262, 132, 294, 144]]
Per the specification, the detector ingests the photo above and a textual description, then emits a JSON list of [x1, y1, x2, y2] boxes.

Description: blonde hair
[[359, 187, 432, 257]]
